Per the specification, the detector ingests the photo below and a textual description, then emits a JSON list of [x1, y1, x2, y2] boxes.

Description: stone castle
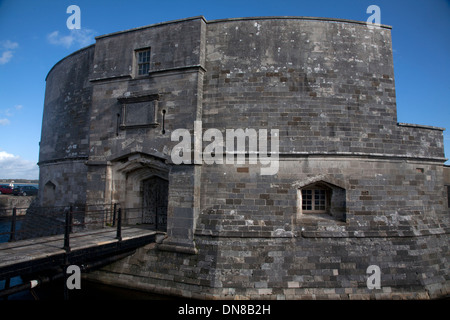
[[38, 16, 449, 299]]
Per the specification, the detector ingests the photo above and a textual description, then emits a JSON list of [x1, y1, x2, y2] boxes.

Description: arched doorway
[[43, 181, 56, 206], [110, 152, 170, 231]]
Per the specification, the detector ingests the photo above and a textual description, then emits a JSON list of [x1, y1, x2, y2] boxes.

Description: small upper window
[[136, 48, 151, 76]]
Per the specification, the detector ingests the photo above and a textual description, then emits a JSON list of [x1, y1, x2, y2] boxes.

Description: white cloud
[[47, 31, 73, 48], [0, 151, 39, 179], [2, 40, 18, 50], [3, 109, 13, 117], [0, 50, 13, 64], [0, 151, 14, 161], [0, 118, 10, 126], [0, 104, 23, 125], [0, 40, 18, 65], [47, 29, 96, 49]]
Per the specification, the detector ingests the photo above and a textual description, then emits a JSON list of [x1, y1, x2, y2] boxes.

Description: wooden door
[[143, 176, 168, 231]]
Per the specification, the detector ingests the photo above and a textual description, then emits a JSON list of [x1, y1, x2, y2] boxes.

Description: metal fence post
[[8, 207, 17, 242], [116, 208, 122, 241], [63, 208, 71, 252], [112, 203, 117, 227], [69, 205, 73, 233]]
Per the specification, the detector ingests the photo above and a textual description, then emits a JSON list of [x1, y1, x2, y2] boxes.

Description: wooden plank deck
[[0, 226, 157, 281]]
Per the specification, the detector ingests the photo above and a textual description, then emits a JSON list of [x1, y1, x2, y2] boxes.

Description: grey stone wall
[[82, 17, 207, 248], [202, 18, 445, 159], [39, 160, 87, 206], [199, 159, 448, 237], [39, 45, 94, 163], [89, 230, 448, 299], [38, 45, 94, 207]]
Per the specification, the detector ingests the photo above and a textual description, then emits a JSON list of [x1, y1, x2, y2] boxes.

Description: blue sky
[[0, 0, 449, 179]]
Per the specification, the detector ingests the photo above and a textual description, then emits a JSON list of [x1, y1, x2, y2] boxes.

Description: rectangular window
[[136, 48, 151, 75], [302, 189, 327, 213]]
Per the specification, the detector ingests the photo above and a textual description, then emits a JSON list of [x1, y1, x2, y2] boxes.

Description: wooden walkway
[[0, 226, 157, 281]]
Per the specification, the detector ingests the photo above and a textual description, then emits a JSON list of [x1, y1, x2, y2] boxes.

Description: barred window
[[301, 188, 327, 213], [297, 180, 346, 221], [136, 48, 151, 75]]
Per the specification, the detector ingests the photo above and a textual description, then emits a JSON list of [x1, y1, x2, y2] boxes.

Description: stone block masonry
[[39, 16, 449, 299]]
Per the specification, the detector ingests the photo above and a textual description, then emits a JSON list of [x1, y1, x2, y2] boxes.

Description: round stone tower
[[39, 16, 449, 299]]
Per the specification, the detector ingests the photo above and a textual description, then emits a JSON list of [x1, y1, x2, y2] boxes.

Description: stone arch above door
[[110, 152, 170, 227]]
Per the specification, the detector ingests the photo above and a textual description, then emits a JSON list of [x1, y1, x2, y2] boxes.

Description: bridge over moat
[[0, 205, 165, 299]]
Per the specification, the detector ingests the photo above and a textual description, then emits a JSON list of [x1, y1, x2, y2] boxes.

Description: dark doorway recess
[[142, 176, 168, 231]]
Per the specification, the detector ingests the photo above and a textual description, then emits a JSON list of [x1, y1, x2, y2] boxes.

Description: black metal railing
[[0, 203, 167, 249], [0, 203, 167, 300]]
